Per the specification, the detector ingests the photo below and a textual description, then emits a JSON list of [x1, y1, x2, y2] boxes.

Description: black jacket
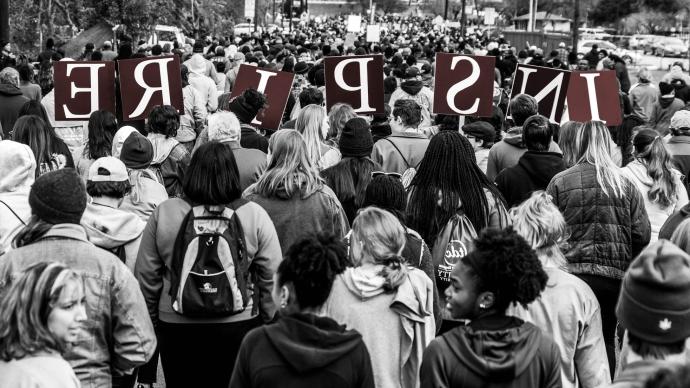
[[659, 203, 690, 240], [495, 151, 567, 208], [0, 84, 29, 139], [230, 313, 374, 388], [240, 124, 269, 153], [420, 315, 562, 388]]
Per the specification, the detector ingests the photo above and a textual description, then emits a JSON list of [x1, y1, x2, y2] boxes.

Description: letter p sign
[[324, 54, 385, 114]]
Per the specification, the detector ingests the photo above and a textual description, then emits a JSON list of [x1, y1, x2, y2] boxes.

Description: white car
[[577, 39, 640, 65], [233, 23, 260, 36]]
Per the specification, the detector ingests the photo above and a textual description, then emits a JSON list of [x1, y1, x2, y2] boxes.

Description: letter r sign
[[324, 54, 385, 114]]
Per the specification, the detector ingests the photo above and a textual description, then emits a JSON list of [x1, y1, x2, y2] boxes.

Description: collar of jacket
[[40, 223, 89, 242], [391, 131, 428, 140]]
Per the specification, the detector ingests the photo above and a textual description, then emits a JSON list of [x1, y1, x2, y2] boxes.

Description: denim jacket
[[0, 224, 156, 388]]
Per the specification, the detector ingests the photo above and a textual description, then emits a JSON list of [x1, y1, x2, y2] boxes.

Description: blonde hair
[[558, 121, 583, 167], [295, 104, 327, 166], [671, 218, 690, 254], [252, 129, 323, 199], [327, 103, 357, 143], [511, 191, 568, 268], [633, 135, 679, 207], [576, 121, 627, 197], [352, 207, 408, 291]]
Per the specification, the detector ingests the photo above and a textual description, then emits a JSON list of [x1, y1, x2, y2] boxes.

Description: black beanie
[[120, 132, 153, 169], [339, 117, 373, 158], [229, 91, 264, 124], [29, 168, 87, 225]]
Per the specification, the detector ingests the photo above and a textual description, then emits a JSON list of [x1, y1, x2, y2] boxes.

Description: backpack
[[431, 211, 477, 299], [0, 200, 27, 254], [385, 138, 421, 189], [169, 200, 251, 318]]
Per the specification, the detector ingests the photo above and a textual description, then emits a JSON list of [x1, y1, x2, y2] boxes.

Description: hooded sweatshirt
[[495, 151, 567, 208], [230, 313, 375, 388], [622, 160, 689, 242], [649, 97, 684, 136], [420, 315, 562, 388], [0, 141, 35, 252], [147, 133, 190, 198], [486, 127, 562, 182], [0, 83, 29, 139], [81, 201, 146, 271], [388, 80, 434, 128]]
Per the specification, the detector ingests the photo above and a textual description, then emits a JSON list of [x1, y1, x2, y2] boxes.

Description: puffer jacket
[[546, 163, 651, 279]]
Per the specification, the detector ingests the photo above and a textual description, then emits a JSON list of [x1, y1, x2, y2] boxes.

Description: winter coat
[[177, 84, 207, 143], [667, 135, 690, 192], [119, 169, 169, 222], [19, 80, 41, 102], [659, 203, 690, 240], [609, 360, 680, 388], [628, 82, 657, 122], [495, 151, 567, 208], [147, 133, 190, 198], [81, 201, 146, 271], [546, 163, 651, 279], [241, 124, 269, 153], [0, 353, 80, 388], [420, 315, 562, 388], [0, 83, 29, 139], [0, 140, 34, 253], [0, 223, 157, 388], [244, 184, 349, 254], [371, 132, 430, 175], [388, 81, 434, 128], [134, 198, 282, 325], [486, 126, 562, 182], [229, 313, 375, 388], [322, 266, 436, 388], [221, 141, 267, 191], [508, 267, 610, 388], [188, 72, 218, 113], [622, 160, 688, 242], [649, 97, 685, 136]]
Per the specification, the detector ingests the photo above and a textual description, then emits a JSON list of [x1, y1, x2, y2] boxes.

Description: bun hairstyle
[[462, 227, 548, 311], [633, 129, 680, 207], [277, 233, 348, 309], [352, 207, 408, 292]]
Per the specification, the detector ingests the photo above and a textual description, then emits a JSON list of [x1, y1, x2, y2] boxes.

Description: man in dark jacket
[[495, 115, 566, 208], [584, 44, 599, 70], [0, 67, 30, 139]]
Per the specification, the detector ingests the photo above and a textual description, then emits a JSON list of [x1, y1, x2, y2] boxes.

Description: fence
[[501, 30, 572, 54]]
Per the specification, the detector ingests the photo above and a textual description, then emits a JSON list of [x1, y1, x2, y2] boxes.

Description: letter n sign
[[53, 61, 116, 121], [117, 55, 184, 121], [433, 53, 495, 117], [509, 64, 571, 123], [324, 54, 385, 114]]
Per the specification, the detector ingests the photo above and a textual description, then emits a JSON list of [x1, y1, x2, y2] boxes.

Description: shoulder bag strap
[[385, 138, 411, 169], [0, 200, 27, 226]]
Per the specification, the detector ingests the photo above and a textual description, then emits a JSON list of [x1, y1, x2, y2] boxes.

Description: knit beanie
[[660, 82, 675, 98], [616, 240, 690, 344], [120, 132, 153, 169], [228, 90, 265, 124], [29, 168, 87, 225], [339, 117, 373, 158]]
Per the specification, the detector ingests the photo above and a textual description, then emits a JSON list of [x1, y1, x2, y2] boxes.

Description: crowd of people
[[3, 13, 690, 388]]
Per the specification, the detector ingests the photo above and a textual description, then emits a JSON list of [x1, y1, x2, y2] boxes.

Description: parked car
[[630, 34, 657, 50], [642, 35, 665, 55], [577, 39, 640, 65], [233, 23, 259, 35], [652, 36, 689, 57]]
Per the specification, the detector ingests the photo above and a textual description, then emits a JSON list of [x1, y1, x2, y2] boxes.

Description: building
[[513, 11, 571, 33]]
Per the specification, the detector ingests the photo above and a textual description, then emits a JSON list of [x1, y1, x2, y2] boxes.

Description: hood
[[0, 83, 22, 96], [659, 96, 677, 109], [624, 160, 654, 188], [341, 265, 387, 299], [80, 203, 145, 249], [265, 313, 364, 373], [401, 80, 424, 95], [445, 316, 544, 381], [0, 141, 36, 192], [517, 151, 566, 187], [112, 126, 138, 158], [503, 126, 525, 148], [147, 133, 179, 164]]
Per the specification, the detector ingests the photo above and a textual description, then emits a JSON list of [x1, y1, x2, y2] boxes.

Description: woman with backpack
[[295, 104, 341, 170], [230, 233, 375, 388], [146, 105, 190, 198], [135, 141, 282, 388], [12, 115, 74, 177], [622, 128, 688, 242], [420, 228, 561, 388], [321, 118, 381, 224], [321, 207, 435, 388], [244, 129, 349, 254], [546, 120, 651, 376], [75, 110, 118, 181]]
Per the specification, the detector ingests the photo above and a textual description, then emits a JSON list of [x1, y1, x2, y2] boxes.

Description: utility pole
[[0, 0, 8, 45], [572, 0, 580, 53], [527, 0, 533, 31], [444, 0, 448, 20], [460, 0, 467, 37]]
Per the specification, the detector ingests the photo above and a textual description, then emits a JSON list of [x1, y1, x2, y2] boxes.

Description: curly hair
[[462, 227, 548, 311]]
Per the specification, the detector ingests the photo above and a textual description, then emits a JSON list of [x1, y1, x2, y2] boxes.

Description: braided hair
[[407, 131, 505, 244]]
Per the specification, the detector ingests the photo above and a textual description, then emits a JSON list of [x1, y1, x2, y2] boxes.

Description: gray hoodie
[[0, 140, 35, 251]]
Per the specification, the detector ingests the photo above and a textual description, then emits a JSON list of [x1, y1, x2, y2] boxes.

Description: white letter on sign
[[62, 63, 105, 119], [250, 69, 278, 126], [334, 57, 374, 113], [517, 67, 565, 123], [128, 57, 174, 118], [578, 73, 605, 123], [446, 56, 481, 115]]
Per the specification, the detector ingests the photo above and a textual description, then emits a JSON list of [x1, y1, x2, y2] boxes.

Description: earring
[[479, 303, 487, 309], [280, 301, 287, 309]]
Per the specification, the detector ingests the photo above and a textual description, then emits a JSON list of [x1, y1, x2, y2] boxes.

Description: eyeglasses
[[372, 171, 402, 179]]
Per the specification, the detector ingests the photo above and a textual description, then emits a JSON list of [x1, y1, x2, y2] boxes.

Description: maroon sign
[[324, 54, 385, 114], [53, 61, 116, 121], [230, 64, 295, 130], [117, 55, 184, 121], [433, 53, 495, 117], [509, 64, 571, 123], [565, 70, 622, 126]]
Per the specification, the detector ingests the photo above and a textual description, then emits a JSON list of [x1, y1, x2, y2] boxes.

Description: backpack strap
[[0, 200, 27, 226], [385, 138, 411, 169]]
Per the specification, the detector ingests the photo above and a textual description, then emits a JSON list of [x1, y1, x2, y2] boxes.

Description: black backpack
[[169, 200, 251, 318]]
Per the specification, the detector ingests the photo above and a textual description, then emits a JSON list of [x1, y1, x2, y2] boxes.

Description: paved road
[[631, 51, 690, 71]]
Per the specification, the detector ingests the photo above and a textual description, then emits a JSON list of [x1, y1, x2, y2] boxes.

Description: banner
[[366, 25, 381, 43], [509, 64, 571, 123], [230, 64, 295, 130], [433, 53, 495, 117], [53, 61, 117, 121], [347, 15, 362, 33], [324, 55, 385, 114], [564, 70, 623, 126], [117, 55, 184, 121]]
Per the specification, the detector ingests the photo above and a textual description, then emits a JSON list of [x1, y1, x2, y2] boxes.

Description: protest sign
[[509, 64, 570, 123], [117, 55, 184, 121], [347, 15, 362, 32], [433, 53, 495, 117], [366, 25, 381, 43], [230, 64, 295, 130], [324, 54, 385, 114], [564, 70, 622, 126], [54, 61, 117, 121]]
